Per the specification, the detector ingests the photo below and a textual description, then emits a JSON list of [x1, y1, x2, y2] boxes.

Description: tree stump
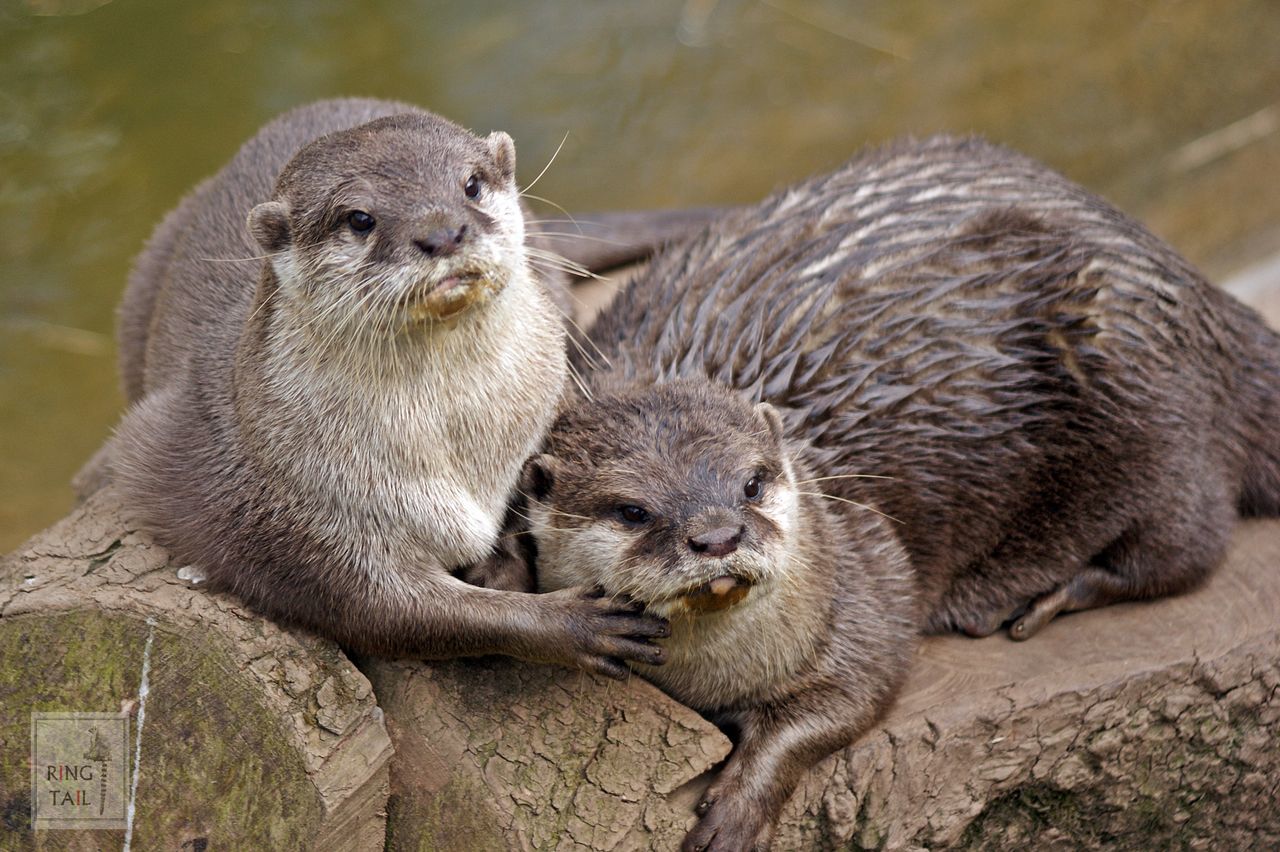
[[370, 518, 1280, 850], [0, 489, 392, 850]]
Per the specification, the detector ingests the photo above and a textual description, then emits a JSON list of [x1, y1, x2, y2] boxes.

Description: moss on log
[[0, 490, 392, 850]]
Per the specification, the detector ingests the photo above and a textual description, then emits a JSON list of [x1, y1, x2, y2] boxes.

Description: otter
[[92, 97, 719, 675], [515, 136, 1280, 849]]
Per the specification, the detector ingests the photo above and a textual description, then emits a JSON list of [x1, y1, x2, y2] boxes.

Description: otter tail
[[1237, 307, 1280, 517]]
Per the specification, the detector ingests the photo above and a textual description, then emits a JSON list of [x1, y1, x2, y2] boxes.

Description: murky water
[[2, 0, 1279, 550]]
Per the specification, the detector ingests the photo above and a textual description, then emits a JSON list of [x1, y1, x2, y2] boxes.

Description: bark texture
[[0, 489, 392, 850], [2, 495, 1278, 850], [372, 519, 1280, 851], [366, 658, 730, 851]]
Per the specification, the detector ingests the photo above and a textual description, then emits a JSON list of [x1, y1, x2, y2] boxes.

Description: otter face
[[528, 381, 802, 619], [248, 112, 526, 335]]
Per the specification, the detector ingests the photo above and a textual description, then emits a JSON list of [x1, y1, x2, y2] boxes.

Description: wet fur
[[533, 135, 1280, 849]]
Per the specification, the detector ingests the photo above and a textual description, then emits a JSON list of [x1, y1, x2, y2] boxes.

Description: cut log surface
[[372, 518, 1280, 851], [0, 489, 392, 850]]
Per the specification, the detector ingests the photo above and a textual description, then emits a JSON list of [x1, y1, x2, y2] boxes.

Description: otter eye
[[347, 210, 375, 233], [464, 174, 482, 200], [744, 475, 764, 502], [617, 505, 651, 526]]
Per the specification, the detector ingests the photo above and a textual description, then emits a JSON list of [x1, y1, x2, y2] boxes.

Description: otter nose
[[687, 525, 743, 558], [414, 224, 468, 257]]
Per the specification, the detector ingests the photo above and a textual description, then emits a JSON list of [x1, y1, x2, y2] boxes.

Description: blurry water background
[[2, 0, 1279, 551]]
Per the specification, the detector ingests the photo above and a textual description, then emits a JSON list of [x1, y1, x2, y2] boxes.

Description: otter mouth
[[677, 573, 756, 614], [404, 271, 498, 322]]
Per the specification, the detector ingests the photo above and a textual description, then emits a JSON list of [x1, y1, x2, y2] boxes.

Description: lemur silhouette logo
[[31, 712, 129, 830]]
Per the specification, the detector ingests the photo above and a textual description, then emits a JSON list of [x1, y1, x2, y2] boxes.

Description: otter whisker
[[520, 131, 570, 197], [372, 277, 406, 379], [794, 474, 896, 484], [519, 193, 579, 228], [511, 501, 595, 524], [563, 327, 603, 372], [565, 360, 594, 402], [523, 217, 591, 227], [197, 249, 291, 263], [563, 318, 613, 371], [541, 296, 613, 371], [307, 274, 386, 363], [794, 491, 902, 524], [292, 267, 378, 342], [526, 247, 609, 282], [530, 231, 637, 247]]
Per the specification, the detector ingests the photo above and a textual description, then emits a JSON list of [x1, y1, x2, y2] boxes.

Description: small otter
[[99, 97, 692, 675], [521, 136, 1280, 849]]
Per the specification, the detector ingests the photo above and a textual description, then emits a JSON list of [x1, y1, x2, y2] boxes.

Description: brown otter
[[518, 136, 1280, 849], [92, 97, 719, 675]]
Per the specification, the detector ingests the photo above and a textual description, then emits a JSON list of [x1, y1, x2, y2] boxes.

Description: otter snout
[[414, 223, 468, 258], [687, 523, 745, 558]]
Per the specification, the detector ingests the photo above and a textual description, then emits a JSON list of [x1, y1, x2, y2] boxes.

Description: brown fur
[[94, 98, 691, 676], [524, 135, 1280, 849]]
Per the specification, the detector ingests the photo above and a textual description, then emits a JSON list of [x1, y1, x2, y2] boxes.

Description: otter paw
[[683, 787, 775, 852], [455, 550, 534, 592], [956, 603, 1021, 638], [1009, 584, 1076, 640], [555, 587, 670, 679]]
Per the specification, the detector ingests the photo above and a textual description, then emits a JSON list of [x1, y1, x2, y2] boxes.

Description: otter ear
[[521, 454, 560, 501], [486, 131, 517, 184], [754, 402, 786, 447], [248, 201, 291, 254]]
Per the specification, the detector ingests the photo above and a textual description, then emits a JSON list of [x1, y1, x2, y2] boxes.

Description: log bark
[[371, 518, 1280, 851], [3, 498, 1278, 850], [365, 658, 730, 851], [0, 489, 392, 850]]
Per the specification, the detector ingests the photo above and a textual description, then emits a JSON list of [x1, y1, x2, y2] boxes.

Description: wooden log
[[366, 658, 730, 851], [3, 495, 1276, 849], [373, 518, 1280, 850], [0, 489, 392, 850]]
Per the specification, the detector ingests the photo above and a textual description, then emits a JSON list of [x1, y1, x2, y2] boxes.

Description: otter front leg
[[683, 685, 879, 852], [452, 584, 669, 678], [316, 568, 667, 678], [498, 585, 671, 679]]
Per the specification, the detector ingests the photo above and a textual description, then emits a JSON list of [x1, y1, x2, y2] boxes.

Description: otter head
[[527, 380, 802, 619], [247, 112, 524, 335]]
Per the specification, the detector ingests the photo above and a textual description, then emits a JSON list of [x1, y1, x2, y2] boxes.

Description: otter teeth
[[434, 273, 478, 293], [707, 576, 740, 596], [681, 574, 754, 614]]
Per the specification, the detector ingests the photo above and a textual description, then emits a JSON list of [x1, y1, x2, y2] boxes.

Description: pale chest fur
[[247, 277, 566, 570]]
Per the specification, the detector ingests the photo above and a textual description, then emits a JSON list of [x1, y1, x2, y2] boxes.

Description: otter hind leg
[[1007, 567, 1133, 640], [1008, 490, 1233, 640], [955, 603, 1025, 638]]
